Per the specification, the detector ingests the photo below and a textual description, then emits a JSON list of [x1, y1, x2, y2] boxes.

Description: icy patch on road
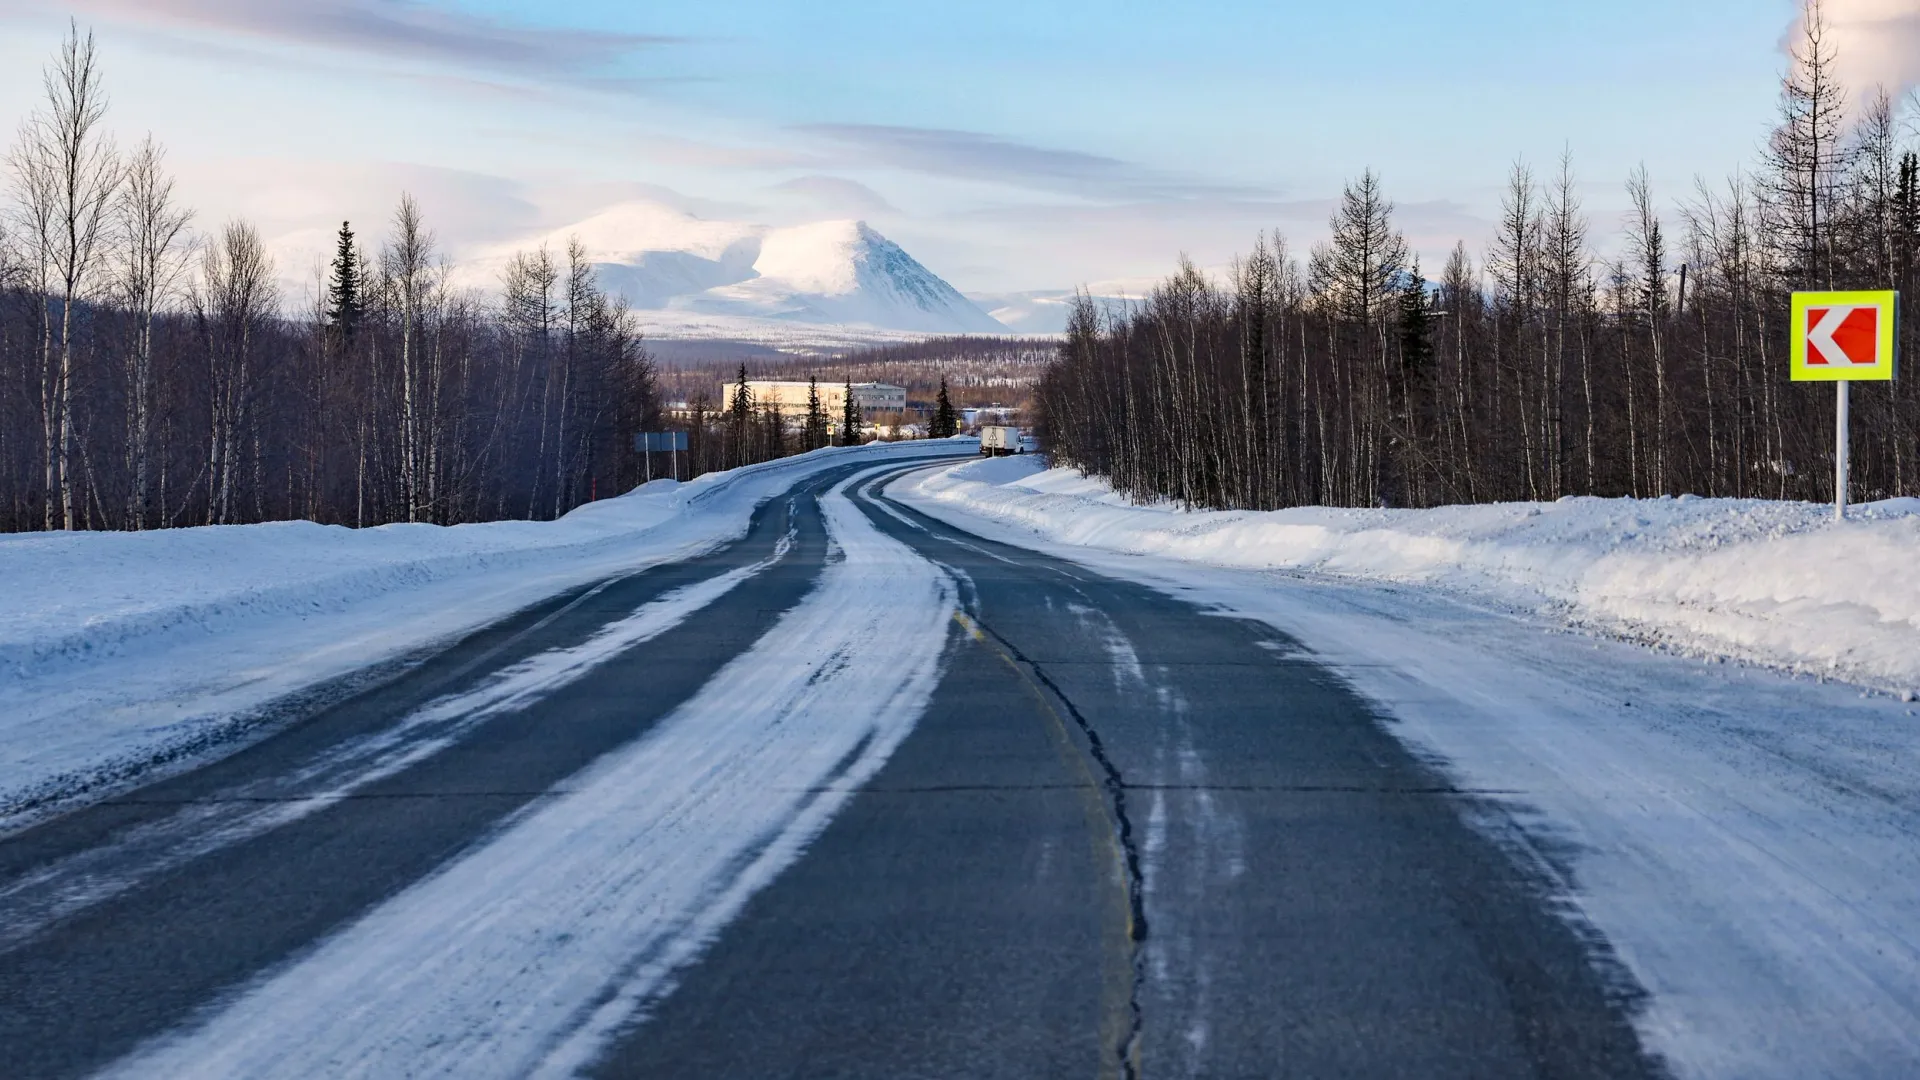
[[98, 466, 957, 1079], [0, 527, 793, 954], [901, 458, 1920, 693]]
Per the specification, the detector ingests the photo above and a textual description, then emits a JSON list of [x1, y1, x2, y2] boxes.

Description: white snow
[[637, 310, 969, 351], [902, 457, 1920, 693], [897, 456, 1920, 1079], [0, 528, 797, 954], [0, 441, 965, 825], [99, 464, 958, 1079]]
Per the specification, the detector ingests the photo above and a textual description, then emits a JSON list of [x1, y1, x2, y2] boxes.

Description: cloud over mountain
[[486, 202, 1005, 335]]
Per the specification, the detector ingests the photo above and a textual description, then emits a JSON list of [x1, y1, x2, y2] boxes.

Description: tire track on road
[[0, 467, 876, 1080], [91, 464, 959, 1080]]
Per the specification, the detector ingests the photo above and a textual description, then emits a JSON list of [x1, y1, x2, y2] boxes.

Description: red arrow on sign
[[1806, 305, 1880, 366]]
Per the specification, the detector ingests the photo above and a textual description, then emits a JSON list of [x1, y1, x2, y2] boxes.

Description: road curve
[[0, 456, 1663, 1078], [599, 462, 1663, 1079]]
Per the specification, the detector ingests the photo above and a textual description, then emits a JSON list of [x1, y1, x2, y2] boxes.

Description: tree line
[[1038, 1, 1920, 511], [667, 369, 958, 480], [0, 25, 665, 533]]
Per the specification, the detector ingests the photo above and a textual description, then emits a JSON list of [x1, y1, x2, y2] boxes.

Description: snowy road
[[2, 458, 1914, 1077]]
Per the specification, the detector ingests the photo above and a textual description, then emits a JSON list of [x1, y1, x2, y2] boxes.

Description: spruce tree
[[326, 221, 361, 341], [730, 364, 753, 466], [931, 376, 958, 437], [1895, 152, 1919, 285], [1398, 261, 1432, 375], [804, 375, 829, 450], [839, 380, 863, 446]]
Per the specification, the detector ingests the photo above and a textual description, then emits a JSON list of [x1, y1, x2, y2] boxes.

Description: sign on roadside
[[633, 431, 689, 484], [1792, 290, 1900, 522], [1792, 291, 1897, 381], [634, 432, 689, 453]]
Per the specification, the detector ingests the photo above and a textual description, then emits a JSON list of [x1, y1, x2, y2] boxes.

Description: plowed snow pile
[[901, 457, 1920, 693]]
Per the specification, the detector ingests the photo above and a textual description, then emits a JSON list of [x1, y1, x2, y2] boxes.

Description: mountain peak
[[506, 202, 1004, 335]]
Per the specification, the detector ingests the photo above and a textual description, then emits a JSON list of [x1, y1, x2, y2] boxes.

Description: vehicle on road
[[979, 426, 1024, 456]]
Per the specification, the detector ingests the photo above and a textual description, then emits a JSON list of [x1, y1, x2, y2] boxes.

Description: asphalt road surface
[[0, 458, 1665, 1078]]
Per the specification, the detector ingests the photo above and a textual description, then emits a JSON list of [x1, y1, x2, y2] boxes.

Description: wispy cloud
[[767, 175, 896, 217], [1789, 0, 1920, 104], [23, 0, 682, 85], [912, 193, 1493, 295], [798, 123, 1265, 201]]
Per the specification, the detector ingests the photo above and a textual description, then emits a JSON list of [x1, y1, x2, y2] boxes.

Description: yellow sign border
[[1791, 290, 1898, 382]]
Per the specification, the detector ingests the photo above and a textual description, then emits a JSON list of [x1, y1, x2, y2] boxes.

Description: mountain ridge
[[488, 203, 1005, 335]]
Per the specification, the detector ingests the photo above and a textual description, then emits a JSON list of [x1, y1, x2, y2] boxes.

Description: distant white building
[[717, 380, 908, 419]]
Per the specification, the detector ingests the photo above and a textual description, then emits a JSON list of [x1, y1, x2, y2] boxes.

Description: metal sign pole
[[1792, 290, 1896, 522], [1835, 381, 1850, 522]]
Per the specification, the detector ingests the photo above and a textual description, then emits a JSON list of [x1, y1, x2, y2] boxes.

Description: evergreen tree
[[1894, 152, 1919, 285], [931, 376, 959, 437], [804, 375, 829, 450], [325, 221, 361, 341], [730, 364, 753, 466], [839, 379, 863, 446], [1398, 261, 1432, 375]]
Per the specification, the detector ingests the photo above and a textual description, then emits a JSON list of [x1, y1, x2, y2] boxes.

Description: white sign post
[[1791, 291, 1899, 521], [635, 432, 690, 484]]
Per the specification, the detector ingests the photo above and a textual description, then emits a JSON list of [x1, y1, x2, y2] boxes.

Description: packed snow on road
[[10, 444, 1920, 1079], [899, 456, 1920, 1080], [97, 465, 958, 1079], [0, 441, 965, 823]]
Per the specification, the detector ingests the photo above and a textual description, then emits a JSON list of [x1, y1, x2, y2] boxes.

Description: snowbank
[[899, 457, 1920, 693], [0, 441, 968, 821]]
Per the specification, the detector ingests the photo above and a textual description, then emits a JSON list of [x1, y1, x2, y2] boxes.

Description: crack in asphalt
[[953, 606, 1150, 1080], [849, 467, 1148, 1080]]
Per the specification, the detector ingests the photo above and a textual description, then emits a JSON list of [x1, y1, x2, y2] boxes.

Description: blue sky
[[1, 0, 1910, 298]]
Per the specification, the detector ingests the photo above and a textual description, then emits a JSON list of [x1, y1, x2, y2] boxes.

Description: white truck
[[978, 426, 1025, 456]]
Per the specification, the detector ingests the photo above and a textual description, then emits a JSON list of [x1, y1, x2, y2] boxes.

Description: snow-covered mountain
[[495, 203, 1006, 336]]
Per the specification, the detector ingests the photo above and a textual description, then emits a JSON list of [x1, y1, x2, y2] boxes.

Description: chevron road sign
[[1792, 291, 1897, 381], [1792, 290, 1900, 521]]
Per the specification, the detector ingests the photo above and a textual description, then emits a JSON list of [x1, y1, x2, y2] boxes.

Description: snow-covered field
[[0, 441, 964, 824], [903, 456, 1920, 695], [638, 310, 955, 352], [898, 456, 1920, 1079]]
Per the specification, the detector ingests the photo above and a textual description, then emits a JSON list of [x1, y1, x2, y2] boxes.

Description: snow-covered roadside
[[902, 457, 1920, 694], [0, 441, 966, 823], [897, 457, 1920, 1079], [0, 527, 799, 955], [99, 464, 958, 1079]]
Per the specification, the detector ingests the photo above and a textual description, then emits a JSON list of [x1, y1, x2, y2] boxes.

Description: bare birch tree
[[385, 194, 434, 522], [9, 21, 119, 529], [194, 221, 277, 525], [116, 135, 191, 529]]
